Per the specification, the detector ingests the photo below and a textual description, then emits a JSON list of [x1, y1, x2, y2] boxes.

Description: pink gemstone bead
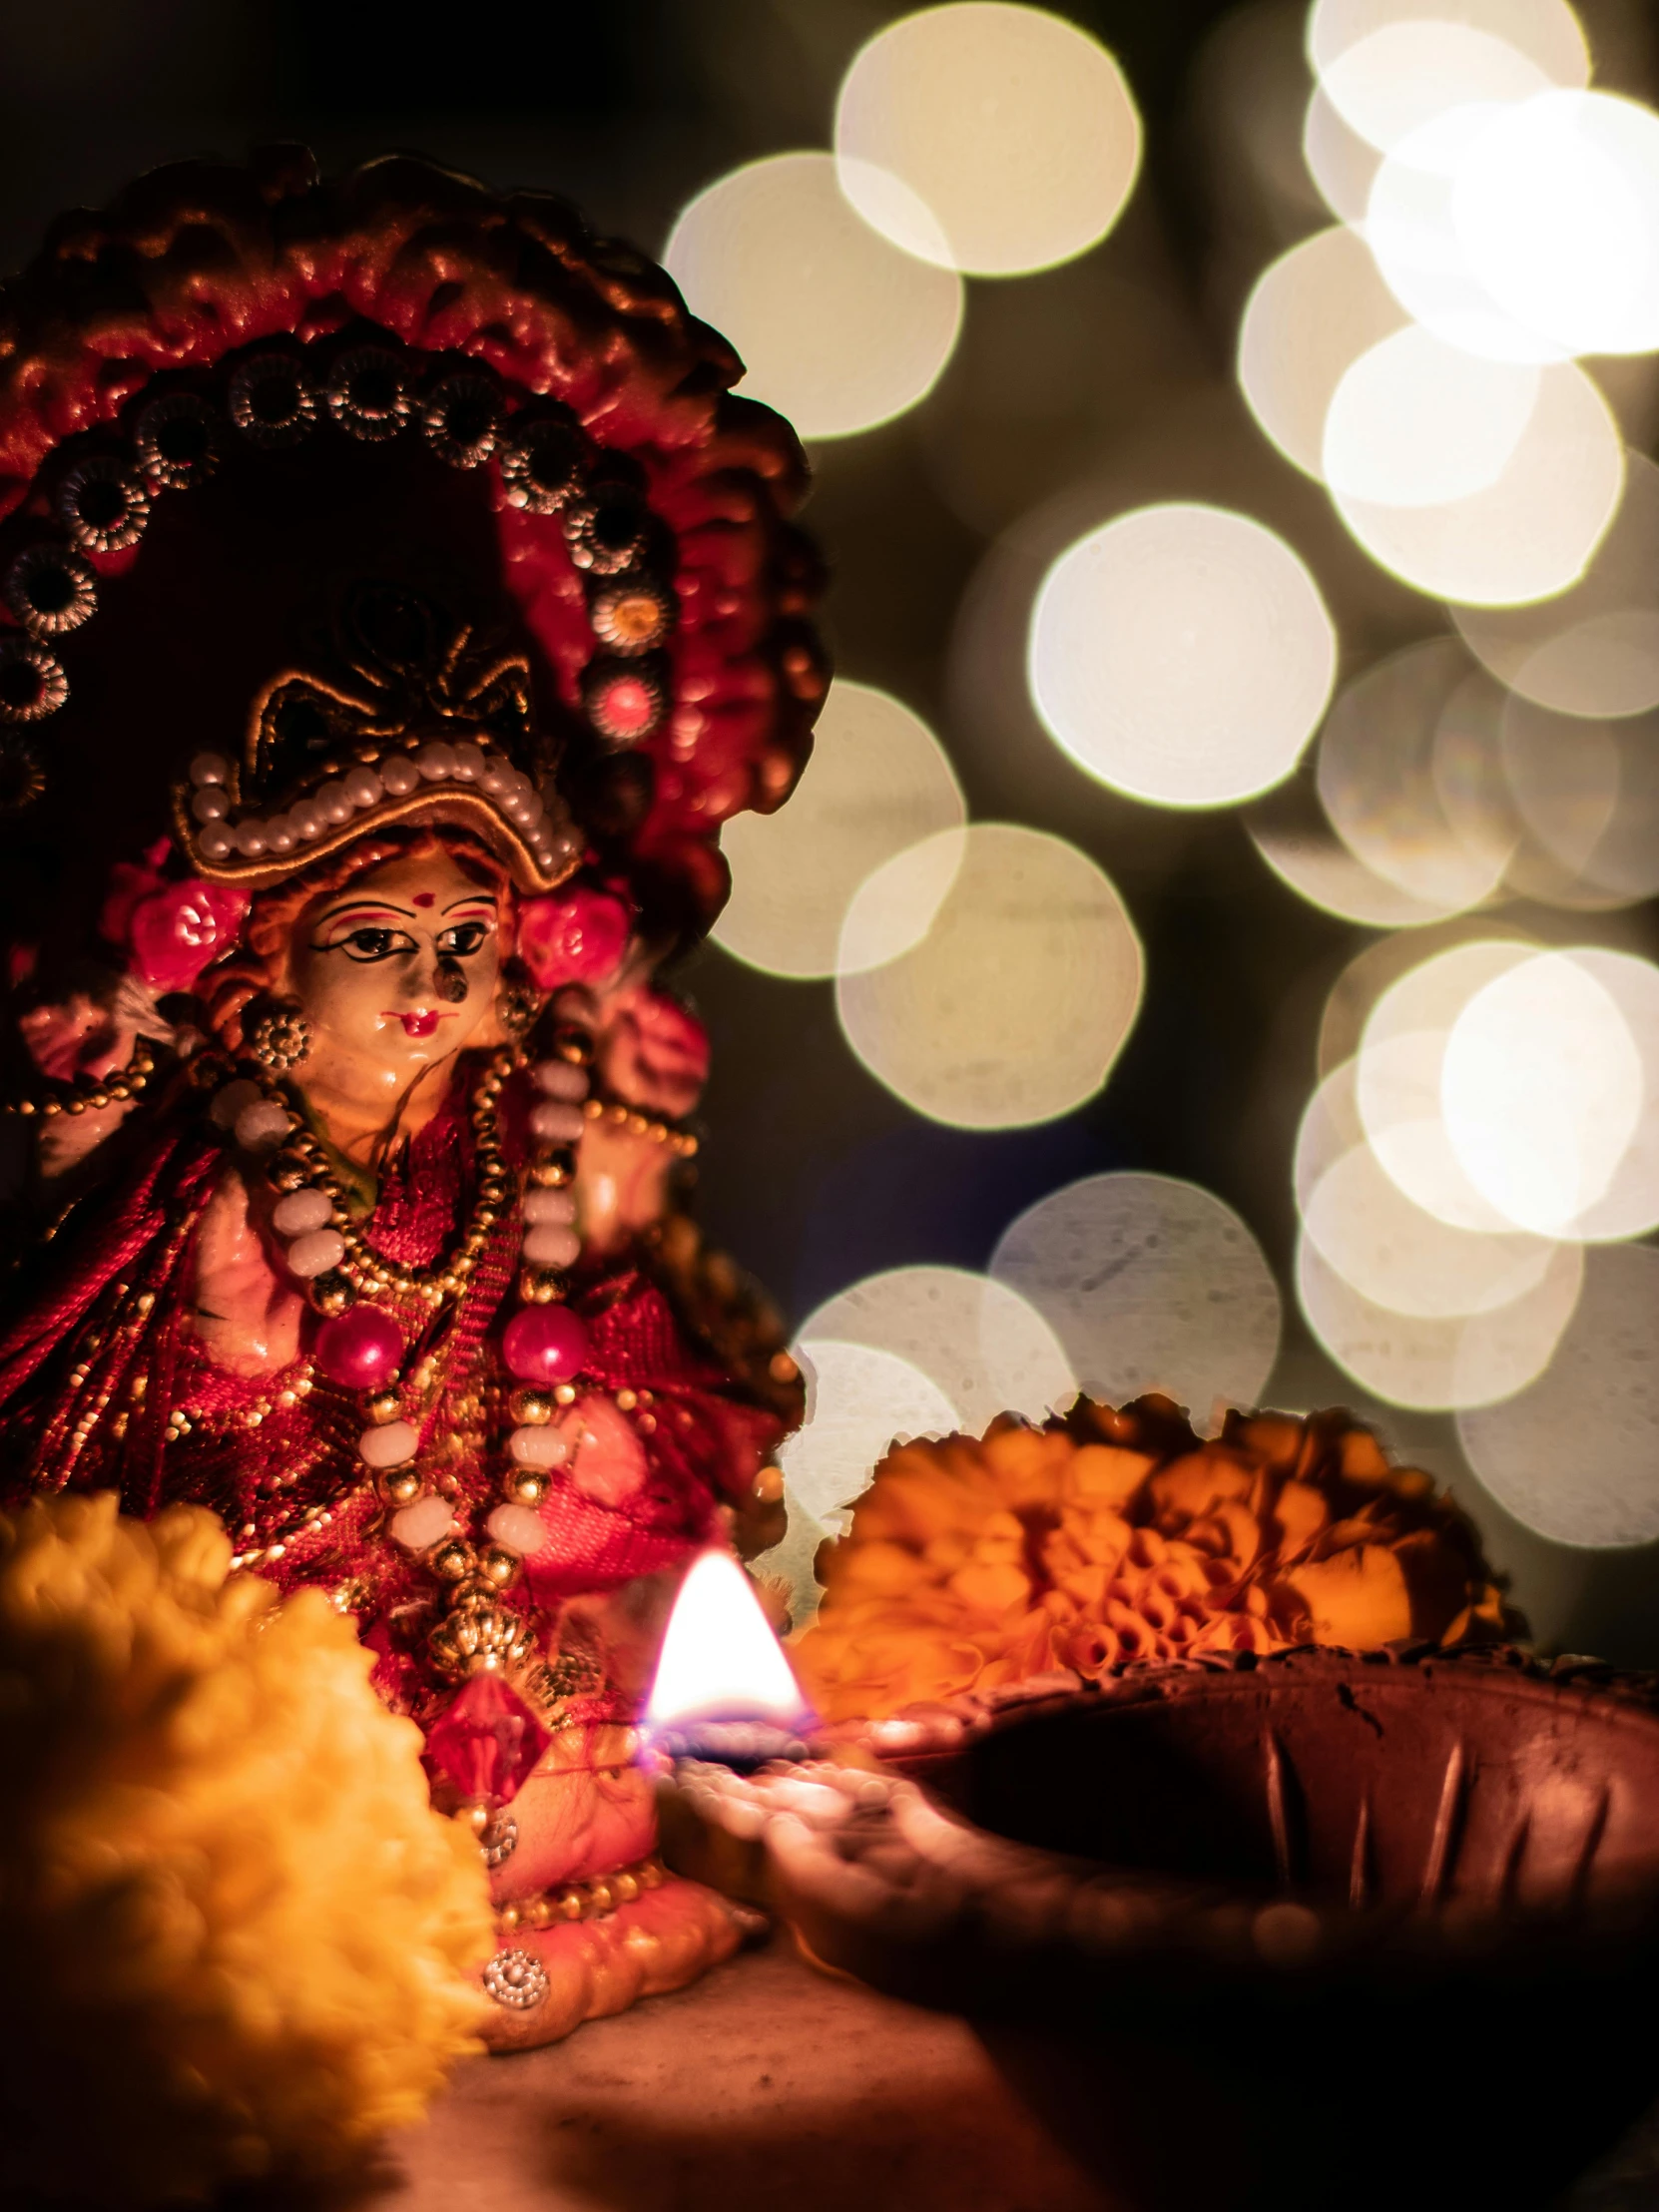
[[423, 1674, 549, 1807], [502, 1304, 590, 1384], [314, 1304, 405, 1389]]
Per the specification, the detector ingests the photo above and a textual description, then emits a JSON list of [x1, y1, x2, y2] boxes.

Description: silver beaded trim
[[483, 1945, 548, 2010]]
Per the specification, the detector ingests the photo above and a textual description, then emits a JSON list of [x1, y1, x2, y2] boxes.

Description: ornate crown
[[173, 584, 579, 891], [0, 152, 828, 944]]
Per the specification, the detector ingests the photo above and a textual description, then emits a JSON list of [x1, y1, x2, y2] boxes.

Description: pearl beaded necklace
[[214, 1022, 600, 1638]]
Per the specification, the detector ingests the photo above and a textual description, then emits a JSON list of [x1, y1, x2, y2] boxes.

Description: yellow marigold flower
[[792, 1394, 1517, 1722], [0, 1494, 494, 2208]]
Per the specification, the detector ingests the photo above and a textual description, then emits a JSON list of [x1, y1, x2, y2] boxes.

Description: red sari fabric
[[0, 1061, 785, 1723]]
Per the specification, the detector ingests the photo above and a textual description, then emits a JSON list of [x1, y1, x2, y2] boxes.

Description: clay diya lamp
[[657, 1643, 1659, 2212]]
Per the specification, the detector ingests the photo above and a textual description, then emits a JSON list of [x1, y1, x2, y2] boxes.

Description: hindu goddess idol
[[0, 151, 824, 2046]]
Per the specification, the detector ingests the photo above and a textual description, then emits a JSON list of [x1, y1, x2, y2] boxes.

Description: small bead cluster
[[184, 735, 573, 882], [494, 1853, 664, 1936]]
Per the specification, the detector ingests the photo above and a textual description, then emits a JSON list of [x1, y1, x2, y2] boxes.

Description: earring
[[497, 980, 542, 1042], [248, 1001, 312, 1073]]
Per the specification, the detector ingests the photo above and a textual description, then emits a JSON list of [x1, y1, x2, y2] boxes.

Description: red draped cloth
[[0, 1059, 785, 1723]]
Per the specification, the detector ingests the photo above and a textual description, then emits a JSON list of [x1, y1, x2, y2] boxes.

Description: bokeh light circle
[[1458, 1243, 1659, 1546], [833, 2, 1142, 276], [1441, 950, 1645, 1237], [1500, 696, 1659, 909], [1318, 22, 1553, 154], [1330, 359, 1623, 606], [1453, 91, 1659, 357], [1247, 775, 1471, 928], [1307, 0, 1590, 92], [713, 681, 964, 979], [992, 1171, 1282, 1426], [1315, 638, 1511, 910], [779, 1339, 960, 1526], [1236, 225, 1408, 482], [835, 824, 1143, 1129], [1297, 1226, 1582, 1409], [1028, 503, 1337, 808], [761, 1340, 962, 1628], [1365, 111, 1574, 364], [1451, 452, 1659, 719], [1293, 1060, 1584, 1408], [1302, 1142, 1557, 1320], [1323, 328, 1540, 507], [797, 1264, 1076, 1434], [1303, 88, 1382, 223], [1355, 940, 1538, 1232], [664, 152, 963, 439]]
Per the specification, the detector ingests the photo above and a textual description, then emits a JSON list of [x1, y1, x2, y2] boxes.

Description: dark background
[[7, 0, 1656, 1660]]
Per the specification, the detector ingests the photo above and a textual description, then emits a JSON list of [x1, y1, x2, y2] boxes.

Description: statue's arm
[[190, 1163, 306, 1378]]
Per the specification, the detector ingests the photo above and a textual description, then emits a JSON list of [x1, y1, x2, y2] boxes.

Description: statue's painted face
[[287, 850, 504, 1108]]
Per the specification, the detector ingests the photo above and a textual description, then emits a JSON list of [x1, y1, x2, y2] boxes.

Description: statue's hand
[[19, 992, 142, 1183]]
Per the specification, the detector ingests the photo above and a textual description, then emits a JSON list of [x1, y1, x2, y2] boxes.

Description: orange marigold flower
[[792, 1396, 1519, 1723]]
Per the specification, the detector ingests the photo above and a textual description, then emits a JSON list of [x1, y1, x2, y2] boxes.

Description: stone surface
[[239, 1936, 1659, 2212], [379, 1936, 1112, 2212]]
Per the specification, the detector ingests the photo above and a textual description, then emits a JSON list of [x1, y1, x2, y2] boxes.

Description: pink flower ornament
[[517, 886, 630, 993], [101, 841, 249, 993]]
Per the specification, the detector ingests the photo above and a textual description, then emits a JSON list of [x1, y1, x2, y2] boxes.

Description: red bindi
[[412, 892, 435, 908]]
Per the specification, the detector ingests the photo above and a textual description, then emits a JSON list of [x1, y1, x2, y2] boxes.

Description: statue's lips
[[383, 1010, 455, 1039]]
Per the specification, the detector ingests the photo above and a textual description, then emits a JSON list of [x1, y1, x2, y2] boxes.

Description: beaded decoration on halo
[[0, 150, 830, 939], [175, 583, 579, 894]]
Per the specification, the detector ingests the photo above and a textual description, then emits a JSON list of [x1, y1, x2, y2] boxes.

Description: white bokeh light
[[1297, 1049, 1559, 1311], [1237, 225, 1408, 481], [1323, 328, 1540, 507], [1028, 503, 1337, 808], [1302, 1142, 1557, 1320], [1247, 775, 1473, 928], [713, 681, 964, 979], [1330, 359, 1623, 606], [1458, 1242, 1659, 1546], [1441, 950, 1645, 1237], [1452, 452, 1659, 720], [1318, 21, 1555, 155], [779, 1338, 961, 1527], [1292, 1053, 1584, 1407], [797, 1264, 1076, 1435], [760, 1338, 963, 1629], [1303, 87, 1382, 223], [992, 1171, 1282, 1427], [1297, 1226, 1583, 1410], [1355, 938, 1539, 1233], [835, 825, 1143, 1130], [834, 2, 1142, 276], [1307, 0, 1589, 91], [1315, 637, 1512, 910], [1453, 91, 1659, 357], [664, 152, 963, 440], [1364, 108, 1574, 363]]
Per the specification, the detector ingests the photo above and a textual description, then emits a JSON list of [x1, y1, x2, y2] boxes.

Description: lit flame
[[643, 1549, 813, 1738]]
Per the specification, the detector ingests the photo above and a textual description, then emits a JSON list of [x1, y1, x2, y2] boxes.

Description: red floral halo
[[0, 149, 829, 951]]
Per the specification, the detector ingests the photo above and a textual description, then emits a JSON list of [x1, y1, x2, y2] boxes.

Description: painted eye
[[437, 920, 490, 956], [335, 927, 414, 961]]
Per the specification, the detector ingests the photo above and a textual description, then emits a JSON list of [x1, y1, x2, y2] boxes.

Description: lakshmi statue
[[0, 151, 824, 2047]]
